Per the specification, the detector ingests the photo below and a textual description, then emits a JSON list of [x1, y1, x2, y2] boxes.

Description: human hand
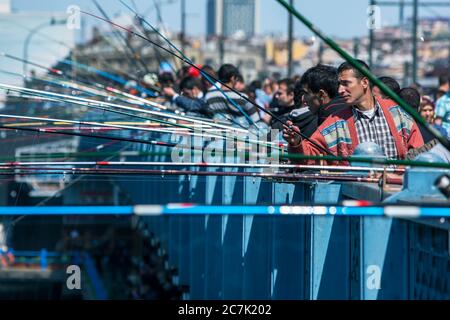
[[163, 86, 176, 97], [283, 120, 302, 146]]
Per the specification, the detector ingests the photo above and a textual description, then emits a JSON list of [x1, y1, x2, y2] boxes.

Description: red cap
[[188, 65, 202, 78]]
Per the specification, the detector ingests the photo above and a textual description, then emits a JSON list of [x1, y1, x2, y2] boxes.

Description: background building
[[207, 0, 259, 38]]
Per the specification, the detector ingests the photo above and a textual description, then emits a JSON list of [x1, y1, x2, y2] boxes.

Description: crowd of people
[[151, 60, 450, 163]]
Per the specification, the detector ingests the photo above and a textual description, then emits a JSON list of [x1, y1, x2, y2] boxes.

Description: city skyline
[[8, 0, 450, 39], [207, 0, 259, 37]]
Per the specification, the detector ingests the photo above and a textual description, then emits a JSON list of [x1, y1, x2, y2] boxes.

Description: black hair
[[337, 59, 370, 79], [177, 66, 190, 78], [438, 74, 449, 86], [235, 73, 244, 83], [158, 72, 175, 86], [297, 64, 339, 103], [399, 87, 421, 111], [378, 76, 401, 95], [201, 65, 216, 78], [249, 80, 262, 89], [217, 64, 240, 84], [436, 89, 446, 101], [278, 78, 295, 95], [179, 76, 202, 91]]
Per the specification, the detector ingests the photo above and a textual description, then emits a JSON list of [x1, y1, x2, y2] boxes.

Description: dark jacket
[[317, 97, 348, 125]]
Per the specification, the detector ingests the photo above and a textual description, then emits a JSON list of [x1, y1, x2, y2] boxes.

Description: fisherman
[[283, 60, 424, 164], [372, 76, 401, 100], [399, 87, 450, 161], [234, 74, 246, 92], [282, 64, 347, 139], [204, 64, 261, 125], [269, 78, 296, 131], [162, 76, 207, 115], [199, 65, 219, 96]]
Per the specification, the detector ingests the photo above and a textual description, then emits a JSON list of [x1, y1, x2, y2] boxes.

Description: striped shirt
[[353, 102, 398, 159], [204, 89, 261, 124]]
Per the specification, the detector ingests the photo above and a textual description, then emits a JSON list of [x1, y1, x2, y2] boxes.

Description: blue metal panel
[[310, 183, 350, 299], [271, 216, 308, 299], [204, 214, 223, 299], [242, 216, 272, 299], [188, 216, 207, 299], [410, 223, 450, 299], [221, 156, 244, 299], [242, 168, 271, 299], [375, 218, 409, 299]]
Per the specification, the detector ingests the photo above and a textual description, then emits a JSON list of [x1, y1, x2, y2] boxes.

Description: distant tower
[[207, 0, 259, 38]]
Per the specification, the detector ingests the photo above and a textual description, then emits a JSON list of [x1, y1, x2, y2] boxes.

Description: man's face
[[276, 83, 294, 107], [338, 69, 367, 105], [420, 105, 435, 123], [234, 81, 246, 92], [301, 85, 322, 113], [182, 86, 201, 99]]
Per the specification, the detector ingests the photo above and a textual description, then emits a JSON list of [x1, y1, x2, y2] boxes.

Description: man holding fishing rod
[[283, 60, 425, 164]]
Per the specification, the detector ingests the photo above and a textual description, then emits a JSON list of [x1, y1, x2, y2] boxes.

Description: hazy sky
[[10, 0, 450, 39]]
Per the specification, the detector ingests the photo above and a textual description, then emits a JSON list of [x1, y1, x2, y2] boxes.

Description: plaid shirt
[[353, 101, 398, 159]]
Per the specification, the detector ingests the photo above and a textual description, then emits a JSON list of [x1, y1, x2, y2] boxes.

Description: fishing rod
[[120, 0, 259, 130], [0, 114, 276, 157], [2, 125, 230, 134], [0, 52, 63, 76], [92, 0, 151, 77], [2, 161, 405, 174], [123, 0, 258, 131], [38, 63, 254, 135], [4, 88, 236, 135], [0, 69, 100, 100], [7, 148, 280, 164], [7, 146, 450, 170], [5, 90, 197, 132], [0, 114, 242, 142], [59, 59, 157, 97], [276, 0, 450, 152], [0, 84, 253, 135], [30, 64, 162, 107], [0, 111, 284, 153], [1, 126, 119, 132], [0, 93, 229, 131], [90, 5, 255, 130], [1, 119, 229, 132], [1, 68, 142, 109], [0, 51, 156, 102], [38, 73, 164, 108], [149, 0, 179, 71], [0, 124, 176, 148], [2, 50, 157, 98], [81, 8, 334, 157], [3, 91, 281, 155], [127, 2, 178, 74], [0, 166, 403, 185]]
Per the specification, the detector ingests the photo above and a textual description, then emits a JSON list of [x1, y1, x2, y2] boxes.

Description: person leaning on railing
[[283, 60, 424, 165]]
